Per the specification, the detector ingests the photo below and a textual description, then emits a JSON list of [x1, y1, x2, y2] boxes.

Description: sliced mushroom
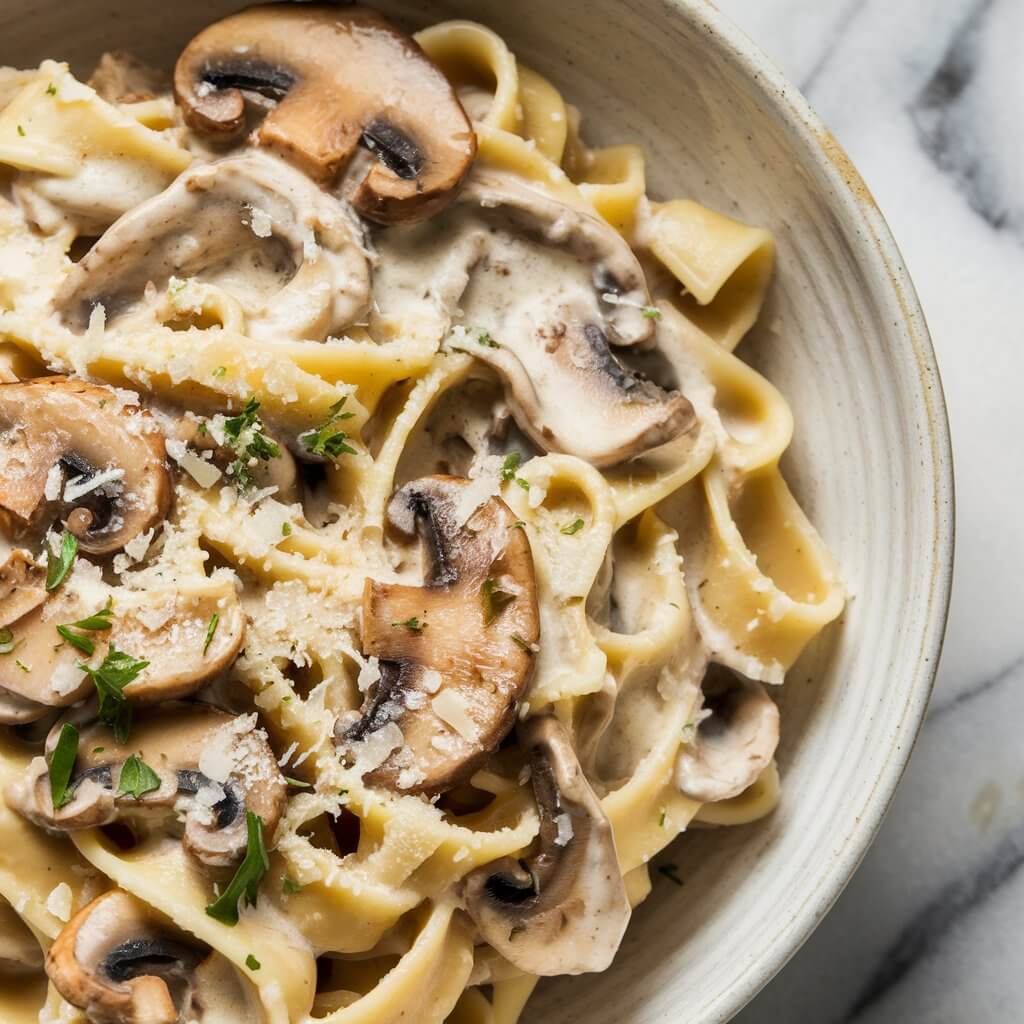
[[374, 171, 695, 466], [0, 547, 46, 625], [462, 715, 630, 975], [54, 151, 370, 344], [0, 377, 170, 555], [675, 664, 780, 803], [0, 578, 245, 724], [0, 896, 43, 975], [174, 4, 476, 223], [334, 475, 538, 794], [47, 890, 231, 1024], [8, 703, 285, 868]]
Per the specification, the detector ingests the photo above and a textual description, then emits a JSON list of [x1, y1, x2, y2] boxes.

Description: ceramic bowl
[[0, 0, 954, 1020]]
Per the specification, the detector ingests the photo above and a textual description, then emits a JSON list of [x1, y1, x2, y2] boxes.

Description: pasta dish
[[0, 5, 844, 1022]]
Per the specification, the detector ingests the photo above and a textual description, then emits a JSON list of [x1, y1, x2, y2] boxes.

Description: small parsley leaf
[[285, 776, 312, 789], [245, 954, 261, 971], [282, 876, 303, 895], [391, 617, 425, 633], [46, 532, 78, 591], [49, 723, 79, 809], [560, 518, 585, 536], [205, 812, 269, 925], [79, 645, 149, 743], [300, 398, 357, 461], [641, 306, 662, 319], [116, 755, 161, 800]]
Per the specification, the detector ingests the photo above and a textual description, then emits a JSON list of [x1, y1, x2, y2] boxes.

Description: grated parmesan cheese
[[432, 690, 479, 743], [43, 463, 62, 501], [45, 882, 72, 922], [63, 467, 124, 503], [553, 812, 574, 848]]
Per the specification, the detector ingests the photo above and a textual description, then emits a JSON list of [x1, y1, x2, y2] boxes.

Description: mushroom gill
[[373, 170, 696, 466], [174, 4, 477, 223], [7, 703, 285, 868], [334, 475, 539, 795], [0, 377, 170, 556], [54, 151, 371, 343], [675, 663, 780, 803], [462, 714, 631, 975]]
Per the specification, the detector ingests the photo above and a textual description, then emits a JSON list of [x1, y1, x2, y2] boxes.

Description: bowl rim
[[676, 0, 955, 1017]]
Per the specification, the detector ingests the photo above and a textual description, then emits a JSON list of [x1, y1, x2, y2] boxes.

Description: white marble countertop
[[712, 0, 1024, 1020]]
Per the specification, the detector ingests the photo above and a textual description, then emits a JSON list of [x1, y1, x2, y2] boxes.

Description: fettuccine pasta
[[0, 7, 842, 1023]]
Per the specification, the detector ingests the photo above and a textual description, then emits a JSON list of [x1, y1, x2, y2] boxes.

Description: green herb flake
[[222, 396, 281, 490], [49, 723, 79, 809], [658, 863, 683, 887], [475, 328, 499, 348], [116, 755, 161, 800], [0, 627, 15, 655], [46, 83, 57, 96], [203, 613, 219, 656], [391, 617, 425, 633], [560, 518, 585, 536], [500, 452, 521, 481], [299, 398, 357, 461], [205, 812, 269, 925], [641, 306, 662, 319], [282, 877, 303, 895], [16, 124, 25, 137], [281, 522, 292, 537], [212, 366, 227, 378], [79, 645, 149, 743], [659, 808, 667, 827], [46, 532, 79, 591], [245, 954, 261, 971], [70, 604, 114, 631], [56, 625, 95, 656], [511, 520, 526, 531], [285, 776, 311, 789], [92, 746, 105, 754], [15, 659, 29, 673], [481, 577, 516, 626]]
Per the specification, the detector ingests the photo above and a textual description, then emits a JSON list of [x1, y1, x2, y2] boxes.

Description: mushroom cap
[[675, 665, 780, 803], [0, 548, 47, 627], [6, 704, 285, 867], [46, 890, 208, 1024], [54, 152, 370, 344], [0, 578, 246, 722], [174, 4, 477, 224], [462, 715, 631, 975], [0, 377, 170, 555], [335, 475, 539, 794]]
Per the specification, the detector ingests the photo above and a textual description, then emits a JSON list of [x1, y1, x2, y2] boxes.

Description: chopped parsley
[[223, 396, 281, 490], [49, 723, 79, 809], [79, 645, 149, 743], [658, 863, 683, 887], [116, 755, 161, 800], [511, 520, 526, 531], [0, 628, 15, 655], [46, 83, 57, 96], [299, 398, 357, 461], [16, 124, 24, 137], [481, 577, 516, 625], [282, 876, 303, 895], [475, 328, 499, 348], [659, 807, 667, 827], [203, 613, 219, 655], [391, 617, 425, 633], [641, 306, 662, 319], [212, 365, 227, 378], [15, 659, 29, 673], [281, 522, 292, 537], [560, 518, 585, 536], [46, 532, 78, 591], [56, 603, 114, 656], [245, 954, 261, 971], [500, 452, 530, 492], [284, 776, 311, 789], [205, 812, 269, 925]]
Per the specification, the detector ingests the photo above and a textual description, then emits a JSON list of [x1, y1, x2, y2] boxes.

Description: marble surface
[[712, 0, 1024, 1021]]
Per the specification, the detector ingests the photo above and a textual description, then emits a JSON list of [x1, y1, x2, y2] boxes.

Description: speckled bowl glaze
[[0, 1, 954, 1020]]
